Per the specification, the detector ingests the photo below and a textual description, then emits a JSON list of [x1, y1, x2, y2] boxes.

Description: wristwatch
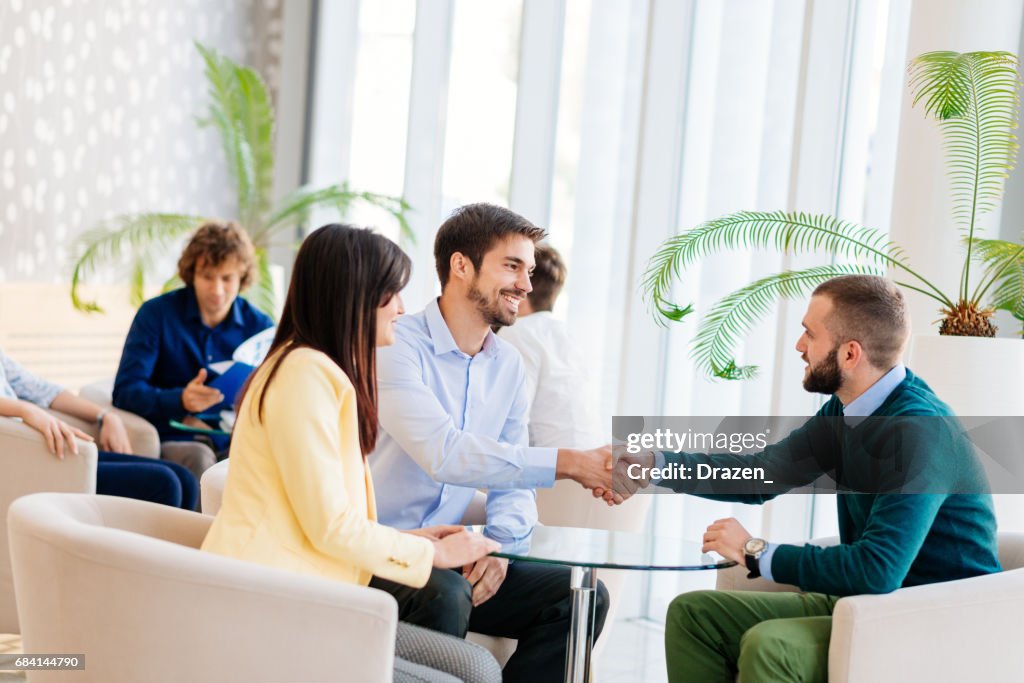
[[743, 537, 767, 579]]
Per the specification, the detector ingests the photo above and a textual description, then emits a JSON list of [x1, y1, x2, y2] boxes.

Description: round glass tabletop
[[475, 525, 738, 571]]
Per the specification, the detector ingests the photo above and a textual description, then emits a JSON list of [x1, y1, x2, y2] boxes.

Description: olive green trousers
[[665, 589, 839, 683]]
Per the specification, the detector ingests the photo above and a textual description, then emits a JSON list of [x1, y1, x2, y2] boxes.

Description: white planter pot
[[908, 335, 1024, 416]]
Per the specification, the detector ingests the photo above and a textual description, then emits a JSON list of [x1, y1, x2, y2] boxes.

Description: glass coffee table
[[477, 525, 737, 683]]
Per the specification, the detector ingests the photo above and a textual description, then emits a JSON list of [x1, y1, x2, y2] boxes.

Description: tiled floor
[[1, 618, 668, 683], [594, 617, 667, 682]]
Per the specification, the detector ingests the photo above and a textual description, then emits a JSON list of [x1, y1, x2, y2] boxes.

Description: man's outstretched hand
[[556, 444, 613, 494], [701, 517, 751, 564], [592, 448, 657, 505]]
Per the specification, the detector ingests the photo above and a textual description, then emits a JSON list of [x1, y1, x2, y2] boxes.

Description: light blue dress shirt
[[370, 299, 559, 553], [759, 364, 907, 581], [1, 346, 63, 407]]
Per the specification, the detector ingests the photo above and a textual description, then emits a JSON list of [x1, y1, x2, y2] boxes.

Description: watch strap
[[744, 552, 761, 579]]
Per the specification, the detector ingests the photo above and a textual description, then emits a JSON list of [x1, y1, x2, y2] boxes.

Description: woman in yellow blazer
[[202, 224, 501, 682]]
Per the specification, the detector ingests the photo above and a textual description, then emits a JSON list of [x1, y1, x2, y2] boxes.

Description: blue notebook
[[208, 362, 256, 407]]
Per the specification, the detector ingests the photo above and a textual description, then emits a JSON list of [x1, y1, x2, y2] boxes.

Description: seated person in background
[[601, 275, 1001, 683], [370, 204, 610, 683], [113, 221, 273, 479], [202, 224, 502, 683], [498, 243, 600, 449], [1, 345, 198, 509]]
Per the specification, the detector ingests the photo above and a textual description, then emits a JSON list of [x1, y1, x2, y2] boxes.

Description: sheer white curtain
[[626, 0, 911, 620]]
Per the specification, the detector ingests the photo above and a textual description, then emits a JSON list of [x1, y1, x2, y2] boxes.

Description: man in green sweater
[[607, 275, 1000, 682]]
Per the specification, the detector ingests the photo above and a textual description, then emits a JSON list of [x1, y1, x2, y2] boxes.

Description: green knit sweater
[[662, 370, 1001, 596]]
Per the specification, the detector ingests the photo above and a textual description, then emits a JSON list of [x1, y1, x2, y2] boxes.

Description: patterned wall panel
[[0, 0, 283, 283]]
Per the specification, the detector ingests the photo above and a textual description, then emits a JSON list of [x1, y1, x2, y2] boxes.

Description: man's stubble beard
[[468, 279, 517, 328], [803, 345, 843, 395]]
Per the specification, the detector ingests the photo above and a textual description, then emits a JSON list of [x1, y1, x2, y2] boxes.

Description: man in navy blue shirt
[[113, 221, 273, 478]]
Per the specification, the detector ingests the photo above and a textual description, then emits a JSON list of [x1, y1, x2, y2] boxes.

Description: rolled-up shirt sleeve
[[0, 348, 63, 407]]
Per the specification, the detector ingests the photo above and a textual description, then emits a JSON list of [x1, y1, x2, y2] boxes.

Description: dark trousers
[[371, 563, 609, 683], [96, 451, 200, 510]]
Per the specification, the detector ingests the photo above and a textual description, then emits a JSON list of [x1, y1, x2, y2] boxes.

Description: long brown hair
[[239, 224, 411, 455]]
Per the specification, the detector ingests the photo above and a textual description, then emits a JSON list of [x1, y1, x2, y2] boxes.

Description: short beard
[[468, 280, 517, 327], [803, 346, 843, 395]]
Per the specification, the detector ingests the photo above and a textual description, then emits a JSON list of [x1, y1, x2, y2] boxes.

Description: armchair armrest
[[0, 417, 97, 632], [0, 417, 98, 497], [830, 569, 1024, 683], [77, 378, 161, 457], [715, 536, 839, 593], [715, 563, 800, 593]]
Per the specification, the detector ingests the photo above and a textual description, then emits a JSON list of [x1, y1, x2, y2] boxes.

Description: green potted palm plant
[[642, 50, 1022, 410], [70, 42, 411, 317]]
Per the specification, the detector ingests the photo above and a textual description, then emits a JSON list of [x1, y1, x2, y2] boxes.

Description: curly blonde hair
[[177, 221, 257, 288]]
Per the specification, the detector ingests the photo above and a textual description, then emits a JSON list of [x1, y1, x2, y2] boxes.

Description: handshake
[[555, 445, 658, 505]]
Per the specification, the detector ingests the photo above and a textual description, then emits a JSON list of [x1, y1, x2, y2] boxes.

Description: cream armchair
[[0, 418, 97, 634], [1, 388, 158, 634], [201, 462, 534, 669], [715, 533, 1024, 682], [200, 457, 229, 514], [7, 492, 399, 683]]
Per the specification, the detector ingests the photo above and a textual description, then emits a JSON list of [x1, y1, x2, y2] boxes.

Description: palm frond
[[70, 213, 206, 312], [640, 210, 938, 326], [239, 248, 279, 319], [262, 183, 414, 243], [970, 238, 1024, 319], [909, 51, 1021, 299], [129, 259, 147, 308], [908, 51, 973, 118], [195, 42, 275, 229], [692, 264, 884, 380], [357, 189, 414, 243], [160, 272, 184, 295]]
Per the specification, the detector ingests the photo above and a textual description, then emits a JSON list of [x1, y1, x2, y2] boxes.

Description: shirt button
[[207, 355, 212, 361]]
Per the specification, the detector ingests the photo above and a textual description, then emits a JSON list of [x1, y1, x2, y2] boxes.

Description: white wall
[[0, 0, 283, 284]]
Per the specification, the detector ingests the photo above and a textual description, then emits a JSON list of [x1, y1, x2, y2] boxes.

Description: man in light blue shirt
[[369, 204, 610, 682]]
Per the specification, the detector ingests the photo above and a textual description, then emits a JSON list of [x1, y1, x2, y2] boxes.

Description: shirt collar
[[184, 287, 202, 322], [183, 287, 244, 328], [228, 297, 245, 326], [843, 363, 906, 417], [424, 298, 499, 358]]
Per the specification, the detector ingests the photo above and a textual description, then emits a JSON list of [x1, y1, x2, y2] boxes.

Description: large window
[[440, 0, 523, 211], [304, 0, 1022, 633]]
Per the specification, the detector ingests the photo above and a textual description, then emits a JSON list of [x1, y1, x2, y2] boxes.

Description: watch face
[[744, 538, 767, 555]]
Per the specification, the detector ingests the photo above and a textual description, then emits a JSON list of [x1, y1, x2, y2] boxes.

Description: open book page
[[207, 327, 276, 430]]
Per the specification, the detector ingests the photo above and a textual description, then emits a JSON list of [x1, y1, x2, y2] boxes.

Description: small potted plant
[[69, 42, 411, 318]]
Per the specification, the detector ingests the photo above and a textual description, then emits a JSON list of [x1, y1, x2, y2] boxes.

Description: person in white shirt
[[498, 244, 601, 449]]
